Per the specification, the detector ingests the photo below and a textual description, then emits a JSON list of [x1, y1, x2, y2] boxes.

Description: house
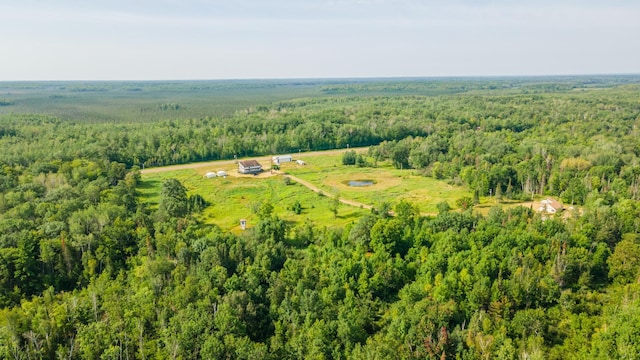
[[538, 198, 563, 214], [238, 160, 262, 174], [205, 172, 216, 178], [272, 155, 293, 165]]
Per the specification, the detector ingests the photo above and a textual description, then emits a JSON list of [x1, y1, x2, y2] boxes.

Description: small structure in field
[[238, 160, 262, 174], [205, 172, 216, 178], [217, 170, 228, 177], [539, 198, 563, 214], [240, 219, 247, 230], [296, 159, 306, 165], [272, 155, 293, 165]]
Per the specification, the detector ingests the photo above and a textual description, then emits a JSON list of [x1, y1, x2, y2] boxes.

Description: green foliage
[[289, 200, 303, 215], [330, 192, 340, 219], [456, 196, 475, 210], [608, 234, 640, 284], [159, 178, 188, 218], [256, 201, 274, 220], [188, 193, 208, 213], [342, 150, 357, 165], [2, 77, 640, 359], [355, 154, 369, 167], [437, 200, 451, 214]]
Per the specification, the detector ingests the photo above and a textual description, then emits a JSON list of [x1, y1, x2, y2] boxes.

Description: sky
[[1, 0, 639, 80]]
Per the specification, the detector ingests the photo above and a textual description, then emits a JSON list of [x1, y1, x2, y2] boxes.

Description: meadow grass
[[139, 150, 474, 232], [282, 151, 472, 214], [139, 167, 369, 233]]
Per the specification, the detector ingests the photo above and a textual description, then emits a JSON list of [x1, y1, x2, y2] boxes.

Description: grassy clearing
[[139, 150, 478, 229], [139, 167, 369, 233], [282, 151, 472, 214]]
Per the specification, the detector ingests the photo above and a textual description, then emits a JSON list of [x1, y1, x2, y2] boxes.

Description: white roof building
[[272, 155, 293, 165], [539, 199, 563, 214]]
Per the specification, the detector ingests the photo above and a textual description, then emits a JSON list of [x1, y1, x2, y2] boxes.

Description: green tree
[[456, 196, 475, 210], [342, 150, 357, 165], [437, 201, 451, 214], [256, 201, 274, 220], [290, 200, 302, 215], [608, 234, 640, 284], [160, 178, 188, 218], [330, 192, 340, 219]]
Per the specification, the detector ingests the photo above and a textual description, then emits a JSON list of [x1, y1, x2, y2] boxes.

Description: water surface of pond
[[348, 180, 375, 187]]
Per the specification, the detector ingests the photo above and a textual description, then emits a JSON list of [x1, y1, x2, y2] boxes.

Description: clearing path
[[281, 172, 437, 217], [280, 173, 373, 210]]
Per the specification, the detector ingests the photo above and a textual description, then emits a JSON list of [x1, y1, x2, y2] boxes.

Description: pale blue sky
[[1, 0, 638, 80]]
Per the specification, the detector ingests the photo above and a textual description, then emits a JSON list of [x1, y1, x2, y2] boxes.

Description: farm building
[[296, 159, 306, 165], [217, 170, 228, 177], [238, 160, 262, 174], [205, 172, 216, 178], [538, 198, 563, 214], [272, 155, 293, 165]]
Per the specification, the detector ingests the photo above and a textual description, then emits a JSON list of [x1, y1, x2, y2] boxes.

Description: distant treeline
[[1, 82, 639, 203]]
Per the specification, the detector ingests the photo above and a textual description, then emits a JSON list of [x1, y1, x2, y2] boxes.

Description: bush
[[290, 200, 303, 214], [342, 150, 357, 165]]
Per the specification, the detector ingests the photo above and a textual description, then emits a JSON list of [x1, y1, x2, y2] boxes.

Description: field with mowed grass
[[139, 150, 478, 230], [281, 150, 472, 214], [139, 167, 370, 233]]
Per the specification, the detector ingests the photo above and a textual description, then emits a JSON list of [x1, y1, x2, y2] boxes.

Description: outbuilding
[[538, 198, 563, 214], [205, 172, 216, 178], [272, 155, 293, 165], [217, 170, 228, 177], [238, 160, 262, 174]]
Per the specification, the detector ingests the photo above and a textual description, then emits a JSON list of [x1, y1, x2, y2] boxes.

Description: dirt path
[[281, 173, 436, 216], [281, 173, 374, 210], [140, 147, 369, 174], [284, 172, 437, 216]]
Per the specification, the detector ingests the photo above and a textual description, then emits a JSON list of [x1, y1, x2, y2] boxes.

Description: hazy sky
[[1, 0, 639, 80]]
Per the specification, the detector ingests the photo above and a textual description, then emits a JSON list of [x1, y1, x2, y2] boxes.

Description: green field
[[139, 150, 474, 230], [282, 151, 472, 214], [139, 168, 370, 233]]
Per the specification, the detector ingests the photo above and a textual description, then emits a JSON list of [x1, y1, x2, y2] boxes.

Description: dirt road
[[283, 173, 435, 216], [139, 147, 368, 174], [280, 173, 373, 210]]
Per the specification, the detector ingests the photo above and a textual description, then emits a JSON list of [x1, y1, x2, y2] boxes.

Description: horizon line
[[2, 73, 640, 83]]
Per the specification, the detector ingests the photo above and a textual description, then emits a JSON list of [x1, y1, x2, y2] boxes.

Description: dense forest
[[2, 76, 640, 359]]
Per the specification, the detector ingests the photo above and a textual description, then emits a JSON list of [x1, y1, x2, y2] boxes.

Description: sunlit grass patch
[[140, 168, 368, 232]]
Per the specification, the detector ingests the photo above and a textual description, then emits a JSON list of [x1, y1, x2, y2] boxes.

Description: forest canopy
[[1, 76, 640, 359]]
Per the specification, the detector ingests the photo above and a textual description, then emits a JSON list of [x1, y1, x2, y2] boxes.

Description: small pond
[[347, 180, 375, 187]]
